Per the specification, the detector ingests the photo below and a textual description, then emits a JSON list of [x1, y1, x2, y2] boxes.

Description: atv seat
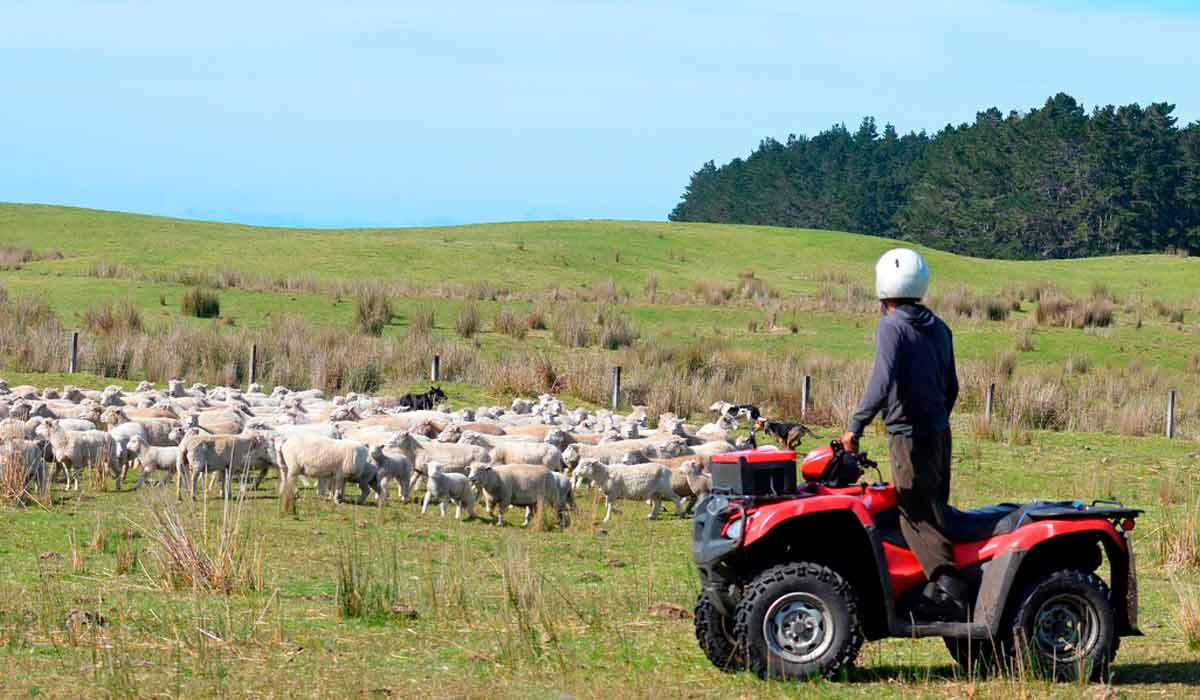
[[878, 502, 1027, 548], [939, 503, 1023, 543]]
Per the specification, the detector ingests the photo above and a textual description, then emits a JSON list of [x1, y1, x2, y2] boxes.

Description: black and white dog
[[398, 385, 447, 411]]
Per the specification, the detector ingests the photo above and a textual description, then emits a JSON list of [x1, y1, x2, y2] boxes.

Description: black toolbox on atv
[[710, 449, 798, 496]]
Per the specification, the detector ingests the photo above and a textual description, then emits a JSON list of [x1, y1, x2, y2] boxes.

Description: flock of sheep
[[0, 379, 756, 526]]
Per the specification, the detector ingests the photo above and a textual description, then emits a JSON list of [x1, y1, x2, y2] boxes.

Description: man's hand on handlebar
[[840, 431, 858, 454]]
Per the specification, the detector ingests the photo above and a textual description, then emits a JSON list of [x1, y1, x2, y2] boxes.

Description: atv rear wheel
[[694, 592, 743, 671], [734, 562, 863, 680], [1010, 569, 1115, 682]]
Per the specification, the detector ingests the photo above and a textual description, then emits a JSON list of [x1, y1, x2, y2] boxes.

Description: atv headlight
[[724, 517, 744, 541]]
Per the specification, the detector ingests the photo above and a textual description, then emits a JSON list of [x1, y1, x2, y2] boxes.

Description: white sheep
[[178, 431, 277, 499], [367, 443, 413, 502], [276, 433, 377, 506], [571, 459, 682, 523], [458, 432, 564, 471], [47, 425, 119, 491], [670, 459, 712, 514], [124, 434, 181, 490], [467, 463, 565, 527], [419, 461, 476, 519], [386, 432, 489, 491], [2, 438, 50, 497]]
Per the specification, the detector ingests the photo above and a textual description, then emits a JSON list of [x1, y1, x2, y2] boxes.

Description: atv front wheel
[[734, 562, 863, 680], [1010, 569, 1115, 682], [694, 592, 743, 671]]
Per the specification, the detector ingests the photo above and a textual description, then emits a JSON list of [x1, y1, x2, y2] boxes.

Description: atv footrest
[[894, 620, 992, 640]]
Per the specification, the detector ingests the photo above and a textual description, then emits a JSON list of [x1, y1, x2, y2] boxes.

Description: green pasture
[[0, 422, 1196, 698]]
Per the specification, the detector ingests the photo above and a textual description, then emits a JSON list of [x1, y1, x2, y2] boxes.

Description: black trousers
[[889, 429, 955, 579]]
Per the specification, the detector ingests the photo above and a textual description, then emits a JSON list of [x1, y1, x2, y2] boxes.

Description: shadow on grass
[[847, 664, 959, 682], [1113, 661, 1200, 685], [851, 661, 1200, 686]]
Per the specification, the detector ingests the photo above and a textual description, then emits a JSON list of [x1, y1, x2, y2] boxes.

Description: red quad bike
[[693, 444, 1142, 682]]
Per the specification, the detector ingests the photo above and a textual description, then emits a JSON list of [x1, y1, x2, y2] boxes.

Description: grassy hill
[[2, 203, 1199, 377], [3, 202, 1199, 300]]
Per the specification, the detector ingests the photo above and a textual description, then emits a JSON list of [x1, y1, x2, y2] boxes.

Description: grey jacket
[[848, 303, 958, 437]]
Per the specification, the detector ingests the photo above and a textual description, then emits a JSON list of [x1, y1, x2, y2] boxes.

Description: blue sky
[[1, 1, 1197, 228]]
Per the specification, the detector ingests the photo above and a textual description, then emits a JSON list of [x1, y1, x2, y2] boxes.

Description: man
[[840, 248, 965, 620]]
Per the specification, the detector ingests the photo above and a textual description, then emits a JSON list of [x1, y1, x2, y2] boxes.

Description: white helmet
[[874, 248, 929, 300]]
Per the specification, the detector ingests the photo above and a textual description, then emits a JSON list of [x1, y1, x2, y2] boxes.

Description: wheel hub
[[1033, 593, 1097, 661], [763, 592, 834, 664]]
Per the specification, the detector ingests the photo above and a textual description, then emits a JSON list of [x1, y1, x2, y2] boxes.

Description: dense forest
[[669, 94, 1200, 259]]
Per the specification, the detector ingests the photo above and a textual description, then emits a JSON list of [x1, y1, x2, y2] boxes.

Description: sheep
[[46, 426, 120, 491], [276, 433, 378, 506], [1, 438, 51, 497], [563, 441, 662, 470], [367, 443, 413, 502], [551, 471, 574, 524], [670, 459, 712, 514], [543, 428, 577, 452], [124, 434, 181, 490], [466, 463, 565, 527], [387, 432, 489, 490], [418, 461, 476, 519], [458, 432, 564, 471], [184, 409, 245, 435], [571, 459, 682, 523], [100, 408, 180, 446], [178, 431, 277, 499]]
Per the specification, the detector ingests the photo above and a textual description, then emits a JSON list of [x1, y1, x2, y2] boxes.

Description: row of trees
[[669, 94, 1200, 259]]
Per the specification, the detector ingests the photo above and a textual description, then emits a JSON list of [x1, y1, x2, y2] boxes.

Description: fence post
[[985, 383, 995, 425], [68, 331, 79, 373], [611, 366, 622, 411], [1166, 389, 1176, 439], [248, 343, 257, 387], [431, 355, 440, 383], [801, 375, 812, 419]]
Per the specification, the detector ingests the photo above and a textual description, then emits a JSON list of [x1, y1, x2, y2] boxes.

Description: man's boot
[[916, 572, 971, 622]]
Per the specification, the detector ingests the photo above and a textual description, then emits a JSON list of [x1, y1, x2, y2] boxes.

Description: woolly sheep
[[276, 433, 377, 506], [571, 459, 682, 523], [467, 463, 564, 527], [670, 459, 712, 514], [458, 432, 564, 471], [178, 431, 277, 499], [419, 461, 476, 519], [367, 443, 413, 502], [124, 434, 181, 490], [47, 425, 119, 491]]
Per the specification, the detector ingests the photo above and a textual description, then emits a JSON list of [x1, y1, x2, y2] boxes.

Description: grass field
[[2, 203, 1200, 697], [0, 419, 1197, 699]]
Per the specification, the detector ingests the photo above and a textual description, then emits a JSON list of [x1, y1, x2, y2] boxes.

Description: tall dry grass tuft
[[1175, 584, 1200, 652], [354, 286, 394, 336], [1152, 298, 1186, 323], [694, 280, 732, 306], [409, 305, 436, 335], [334, 537, 414, 623], [493, 306, 527, 339], [1158, 497, 1200, 576], [551, 305, 594, 348], [142, 491, 266, 595], [181, 288, 220, 318], [455, 302, 481, 338], [83, 301, 143, 335]]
